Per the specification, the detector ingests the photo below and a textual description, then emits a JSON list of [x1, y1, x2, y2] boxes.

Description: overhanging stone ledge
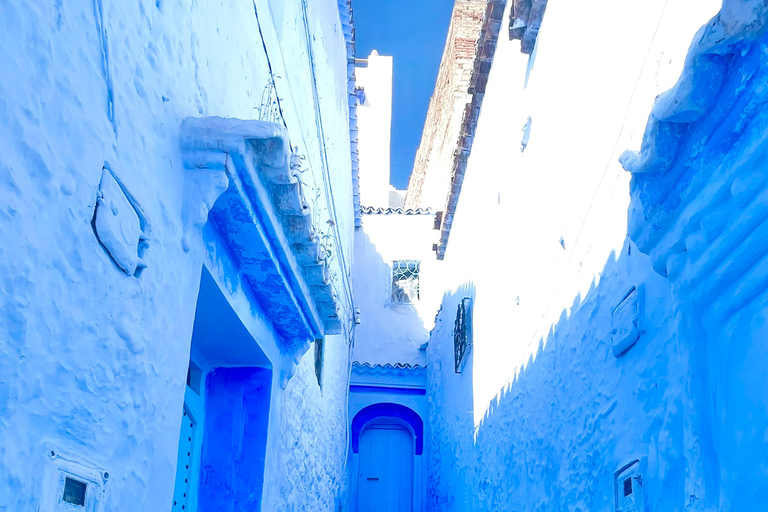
[[619, 1, 768, 318], [180, 116, 343, 386]]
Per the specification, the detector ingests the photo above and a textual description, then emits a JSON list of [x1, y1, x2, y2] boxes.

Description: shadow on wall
[[426, 281, 475, 511], [353, 228, 430, 364], [427, 240, 704, 511]]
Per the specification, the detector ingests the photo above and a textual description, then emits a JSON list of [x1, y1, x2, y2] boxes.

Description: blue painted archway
[[351, 403, 423, 455]]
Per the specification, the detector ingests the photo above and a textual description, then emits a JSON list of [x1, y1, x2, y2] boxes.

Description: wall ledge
[[619, 1, 768, 317], [180, 116, 343, 386]]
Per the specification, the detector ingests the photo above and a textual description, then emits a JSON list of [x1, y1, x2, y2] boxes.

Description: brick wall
[[404, 0, 486, 210]]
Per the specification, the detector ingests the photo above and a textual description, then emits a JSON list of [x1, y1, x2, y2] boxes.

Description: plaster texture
[[418, 0, 768, 510], [352, 213, 441, 368], [0, 0, 354, 510], [355, 52, 393, 210]]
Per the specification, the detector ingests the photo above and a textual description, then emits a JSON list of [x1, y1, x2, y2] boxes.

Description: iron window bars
[[454, 297, 473, 373], [391, 260, 421, 304]]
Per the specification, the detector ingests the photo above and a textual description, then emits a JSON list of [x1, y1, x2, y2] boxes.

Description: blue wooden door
[[357, 424, 413, 512], [172, 405, 197, 511]]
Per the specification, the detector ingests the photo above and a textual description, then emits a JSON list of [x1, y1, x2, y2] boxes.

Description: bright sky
[[354, 0, 455, 189]]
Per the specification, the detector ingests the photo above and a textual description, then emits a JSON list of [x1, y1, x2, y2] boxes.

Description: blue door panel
[[357, 424, 413, 512]]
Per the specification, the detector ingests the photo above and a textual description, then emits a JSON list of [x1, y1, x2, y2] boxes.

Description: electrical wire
[[251, 0, 356, 323], [511, 0, 674, 384]]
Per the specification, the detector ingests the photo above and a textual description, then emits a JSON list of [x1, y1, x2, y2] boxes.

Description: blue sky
[[354, 0, 455, 189]]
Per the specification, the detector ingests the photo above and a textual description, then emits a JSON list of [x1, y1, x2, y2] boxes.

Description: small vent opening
[[314, 337, 325, 389], [63, 477, 87, 506], [623, 477, 632, 497], [186, 360, 203, 395]]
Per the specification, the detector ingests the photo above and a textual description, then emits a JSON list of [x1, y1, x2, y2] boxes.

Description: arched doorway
[[357, 421, 414, 511], [351, 403, 423, 512]]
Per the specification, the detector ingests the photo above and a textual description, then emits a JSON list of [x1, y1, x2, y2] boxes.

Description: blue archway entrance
[[351, 403, 423, 512]]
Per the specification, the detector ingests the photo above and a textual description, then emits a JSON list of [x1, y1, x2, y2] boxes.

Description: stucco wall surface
[[429, 245, 681, 510], [356, 52, 393, 209], [0, 0, 353, 510], [423, 0, 743, 510], [353, 214, 441, 367]]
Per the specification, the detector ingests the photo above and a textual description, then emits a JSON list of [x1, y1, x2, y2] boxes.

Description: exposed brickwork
[[404, 0, 487, 210], [404, 0, 506, 258]]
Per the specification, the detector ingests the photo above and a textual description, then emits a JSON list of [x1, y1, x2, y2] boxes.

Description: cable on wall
[[251, 0, 356, 322]]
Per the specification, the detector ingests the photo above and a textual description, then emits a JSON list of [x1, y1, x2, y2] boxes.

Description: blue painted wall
[[199, 367, 272, 511]]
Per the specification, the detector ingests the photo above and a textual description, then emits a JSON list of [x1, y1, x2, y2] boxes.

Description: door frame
[[350, 403, 424, 512], [173, 350, 208, 512], [356, 421, 415, 512]]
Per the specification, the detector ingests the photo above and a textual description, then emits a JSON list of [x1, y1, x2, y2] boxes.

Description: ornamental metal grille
[[256, 74, 283, 124], [391, 260, 420, 304], [454, 298, 472, 373]]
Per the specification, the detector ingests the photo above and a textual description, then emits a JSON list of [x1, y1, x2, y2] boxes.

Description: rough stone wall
[[270, 342, 353, 511], [618, 2, 768, 506], [428, 247, 680, 510], [0, 1, 353, 511], [404, 0, 486, 210], [423, 0, 736, 509]]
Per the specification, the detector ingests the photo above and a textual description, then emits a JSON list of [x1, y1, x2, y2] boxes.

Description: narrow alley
[[1, 0, 768, 511]]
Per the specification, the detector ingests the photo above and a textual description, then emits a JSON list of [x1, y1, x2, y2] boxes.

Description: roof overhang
[[180, 117, 342, 384], [338, 0, 362, 228], [434, 0, 506, 260]]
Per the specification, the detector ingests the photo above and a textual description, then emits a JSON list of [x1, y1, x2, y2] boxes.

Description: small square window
[[391, 260, 420, 304], [614, 460, 643, 512], [186, 360, 202, 395], [623, 477, 632, 496], [62, 477, 87, 506]]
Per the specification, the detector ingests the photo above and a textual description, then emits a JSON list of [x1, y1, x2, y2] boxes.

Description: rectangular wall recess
[[63, 477, 87, 506]]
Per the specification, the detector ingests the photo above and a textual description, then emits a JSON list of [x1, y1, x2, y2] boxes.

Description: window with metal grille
[[391, 260, 420, 304], [454, 298, 472, 373]]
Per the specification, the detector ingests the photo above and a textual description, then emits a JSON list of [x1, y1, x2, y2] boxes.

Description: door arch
[[351, 403, 423, 512], [351, 403, 423, 455]]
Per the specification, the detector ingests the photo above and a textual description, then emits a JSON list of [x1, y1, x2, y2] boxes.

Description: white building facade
[[0, 1, 359, 511], [411, 0, 768, 510]]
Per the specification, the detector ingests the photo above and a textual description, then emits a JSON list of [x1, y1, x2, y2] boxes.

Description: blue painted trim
[[199, 367, 272, 510], [349, 385, 426, 396], [351, 403, 424, 455]]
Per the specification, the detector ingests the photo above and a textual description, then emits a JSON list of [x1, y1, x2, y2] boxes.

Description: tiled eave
[[338, 0, 362, 228], [352, 362, 426, 371], [351, 362, 427, 389], [619, 2, 768, 318], [435, 0, 506, 260], [361, 206, 434, 215], [180, 117, 342, 384]]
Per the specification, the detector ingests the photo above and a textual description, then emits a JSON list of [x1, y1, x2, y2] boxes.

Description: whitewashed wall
[[425, 0, 727, 510], [0, 1, 354, 511], [356, 52, 393, 209], [353, 214, 440, 367]]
